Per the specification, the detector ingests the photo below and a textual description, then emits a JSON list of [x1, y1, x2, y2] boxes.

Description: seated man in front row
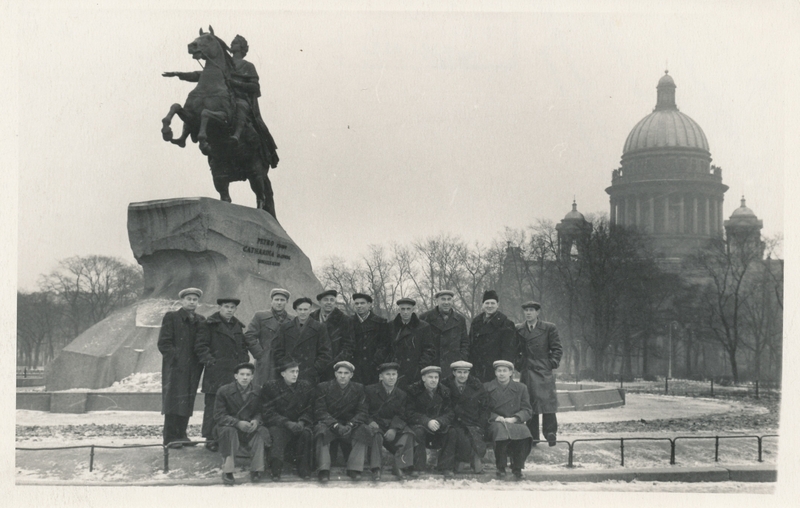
[[484, 360, 533, 480], [260, 358, 314, 480], [406, 366, 457, 478], [442, 360, 489, 474], [364, 362, 417, 480], [213, 362, 271, 485], [314, 361, 370, 482]]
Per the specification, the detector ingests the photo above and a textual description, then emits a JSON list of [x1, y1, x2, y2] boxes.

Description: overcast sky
[[13, 1, 792, 290]]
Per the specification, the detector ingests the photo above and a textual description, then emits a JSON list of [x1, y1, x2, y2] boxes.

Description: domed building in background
[[606, 71, 729, 259]]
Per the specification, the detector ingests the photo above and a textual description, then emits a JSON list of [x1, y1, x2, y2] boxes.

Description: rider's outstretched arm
[[162, 71, 202, 82]]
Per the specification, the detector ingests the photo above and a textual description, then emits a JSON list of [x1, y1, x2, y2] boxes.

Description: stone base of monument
[[45, 198, 323, 391]]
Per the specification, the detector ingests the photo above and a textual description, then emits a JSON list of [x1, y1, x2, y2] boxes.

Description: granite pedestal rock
[[46, 198, 323, 391]]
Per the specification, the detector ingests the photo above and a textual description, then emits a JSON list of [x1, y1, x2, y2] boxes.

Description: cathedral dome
[[622, 72, 710, 155], [729, 197, 759, 222], [563, 200, 585, 221]]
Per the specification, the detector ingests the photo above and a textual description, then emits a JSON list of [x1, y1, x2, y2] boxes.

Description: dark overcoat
[[310, 307, 354, 381], [260, 378, 315, 427], [405, 380, 454, 431], [157, 308, 205, 416], [419, 307, 469, 379], [468, 311, 517, 383], [213, 380, 263, 427], [364, 382, 410, 433], [380, 314, 437, 389], [349, 312, 388, 385], [442, 374, 489, 458], [515, 320, 563, 414], [195, 312, 263, 394], [244, 309, 292, 387], [313, 380, 370, 445], [484, 379, 533, 441], [273, 318, 332, 385]]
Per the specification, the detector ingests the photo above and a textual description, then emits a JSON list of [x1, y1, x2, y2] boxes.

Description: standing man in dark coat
[[364, 362, 416, 480], [195, 297, 264, 451], [349, 293, 388, 385], [468, 290, 517, 383], [378, 298, 437, 390], [419, 290, 469, 380], [245, 288, 292, 388], [515, 301, 563, 446], [260, 358, 314, 480], [485, 360, 533, 479], [406, 366, 457, 477], [441, 361, 489, 474], [157, 287, 206, 447], [310, 289, 354, 382], [313, 361, 370, 482], [273, 297, 333, 385], [214, 362, 271, 485]]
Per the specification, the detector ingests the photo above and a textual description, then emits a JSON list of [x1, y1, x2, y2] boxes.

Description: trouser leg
[[436, 431, 456, 472], [411, 426, 427, 471], [269, 426, 290, 473], [395, 434, 414, 471], [202, 393, 216, 439], [509, 438, 532, 471], [527, 413, 540, 442], [542, 413, 558, 437], [218, 426, 240, 472], [176, 415, 190, 440], [163, 414, 180, 445], [494, 440, 509, 471], [370, 434, 384, 469], [295, 429, 313, 476], [317, 437, 332, 471], [347, 440, 367, 472], [247, 427, 270, 472]]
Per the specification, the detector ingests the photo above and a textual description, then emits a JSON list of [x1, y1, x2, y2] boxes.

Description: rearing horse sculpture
[[161, 27, 278, 219]]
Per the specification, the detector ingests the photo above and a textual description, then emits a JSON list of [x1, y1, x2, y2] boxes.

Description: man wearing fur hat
[[441, 360, 489, 474], [468, 290, 517, 383], [158, 287, 206, 448], [245, 288, 292, 388]]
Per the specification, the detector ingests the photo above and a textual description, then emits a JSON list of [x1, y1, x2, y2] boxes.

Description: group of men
[[157, 286, 563, 484]]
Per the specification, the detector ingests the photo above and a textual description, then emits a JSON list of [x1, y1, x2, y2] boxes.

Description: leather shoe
[[371, 468, 381, 481], [347, 470, 362, 481], [250, 471, 262, 483], [318, 470, 330, 483], [512, 469, 524, 480], [205, 442, 219, 452], [404, 468, 419, 478], [222, 472, 235, 486], [496, 468, 507, 479], [546, 433, 557, 447]]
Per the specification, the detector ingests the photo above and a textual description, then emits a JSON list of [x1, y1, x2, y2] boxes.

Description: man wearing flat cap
[[468, 290, 517, 383], [195, 297, 265, 449], [245, 288, 293, 388], [420, 290, 469, 380], [485, 360, 533, 479], [214, 362, 271, 485], [349, 293, 389, 385], [515, 301, 563, 447], [442, 361, 489, 474], [313, 361, 370, 482], [406, 366, 457, 477], [364, 362, 416, 480], [273, 297, 333, 385], [311, 289, 354, 382], [260, 358, 314, 480], [377, 298, 436, 390], [158, 288, 206, 447]]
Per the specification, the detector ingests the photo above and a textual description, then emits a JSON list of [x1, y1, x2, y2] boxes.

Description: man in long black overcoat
[[468, 290, 517, 383], [349, 293, 388, 385], [195, 297, 264, 449], [419, 290, 469, 380], [405, 366, 456, 477], [441, 361, 489, 473], [310, 289, 354, 382], [273, 297, 332, 385], [378, 298, 436, 390], [157, 287, 206, 447]]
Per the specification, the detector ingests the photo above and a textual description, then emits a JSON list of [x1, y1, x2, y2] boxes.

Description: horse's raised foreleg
[[161, 104, 182, 142]]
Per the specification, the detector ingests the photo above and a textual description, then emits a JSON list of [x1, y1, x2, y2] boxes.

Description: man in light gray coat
[[245, 288, 292, 387]]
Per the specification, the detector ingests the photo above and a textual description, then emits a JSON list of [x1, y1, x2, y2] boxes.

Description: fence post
[[163, 445, 170, 473], [89, 445, 95, 472], [670, 439, 676, 465], [620, 438, 624, 467], [715, 436, 719, 462], [710, 379, 714, 397], [758, 437, 763, 462], [568, 442, 574, 468]]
